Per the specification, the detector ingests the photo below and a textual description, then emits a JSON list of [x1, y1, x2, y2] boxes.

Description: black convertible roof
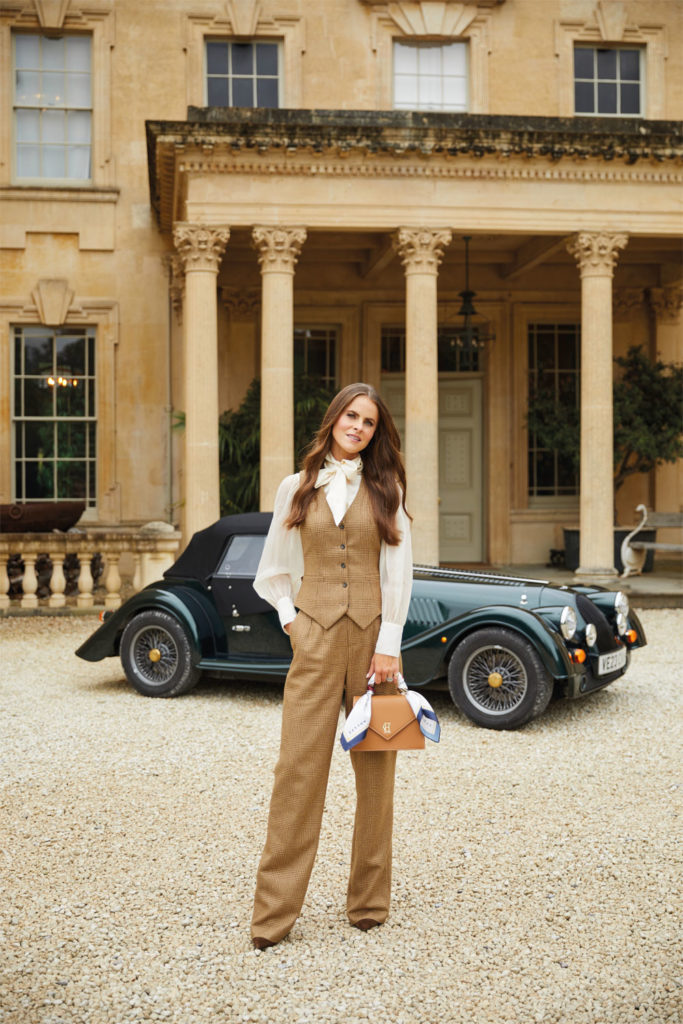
[[164, 512, 272, 584]]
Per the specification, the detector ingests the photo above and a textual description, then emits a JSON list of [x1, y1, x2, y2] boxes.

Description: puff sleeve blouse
[[253, 457, 412, 658]]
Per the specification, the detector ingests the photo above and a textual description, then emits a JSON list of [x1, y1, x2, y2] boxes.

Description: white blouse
[[253, 459, 413, 658]]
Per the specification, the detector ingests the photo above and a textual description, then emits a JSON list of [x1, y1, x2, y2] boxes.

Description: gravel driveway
[[1, 610, 681, 1024]]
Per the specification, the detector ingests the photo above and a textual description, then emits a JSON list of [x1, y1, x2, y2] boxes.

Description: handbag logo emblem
[[383, 721, 392, 735]]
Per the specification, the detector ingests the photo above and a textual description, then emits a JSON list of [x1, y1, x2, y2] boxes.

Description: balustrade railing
[[0, 523, 182, 613]]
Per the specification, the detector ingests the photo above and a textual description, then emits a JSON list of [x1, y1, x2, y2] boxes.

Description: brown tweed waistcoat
[[295, 479, 382, 630]]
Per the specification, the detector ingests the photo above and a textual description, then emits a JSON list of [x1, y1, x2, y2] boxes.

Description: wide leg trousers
[[251, 612, 397, 943]]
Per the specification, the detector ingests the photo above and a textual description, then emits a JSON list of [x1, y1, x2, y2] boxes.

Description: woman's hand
[[367, 653, 400, 686], [283, 621, 293, 635]]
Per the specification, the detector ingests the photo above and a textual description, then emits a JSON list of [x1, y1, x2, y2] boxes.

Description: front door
[[381, 376, 483, 563]]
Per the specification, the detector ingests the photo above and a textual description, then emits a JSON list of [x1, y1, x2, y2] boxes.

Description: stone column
[[393, 227, 452, 566], [649, 283, 683, 538], [567, 231, 628, 583], [252, 226, 307, 511], [173, 223, 230, 542]]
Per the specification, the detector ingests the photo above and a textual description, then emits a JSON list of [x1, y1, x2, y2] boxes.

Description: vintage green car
[[76, 512, 646, 730]]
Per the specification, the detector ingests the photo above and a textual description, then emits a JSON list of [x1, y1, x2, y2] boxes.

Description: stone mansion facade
[[1, 0, 681, 580]]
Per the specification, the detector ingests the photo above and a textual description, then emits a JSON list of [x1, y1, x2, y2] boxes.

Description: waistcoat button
[[340, 543, 346, 550], [342, 582, 348, 588], [341, 562, 346, 568], [339, 523, 345, 529]]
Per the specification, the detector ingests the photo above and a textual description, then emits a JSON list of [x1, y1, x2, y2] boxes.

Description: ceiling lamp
[[454, 236, 495, 351]]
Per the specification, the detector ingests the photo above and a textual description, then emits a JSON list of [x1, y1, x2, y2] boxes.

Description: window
[[205, 40, 280, 107], [13, 33, 92, 181], [294, 327, 338, 388], [215, 535, 266, 578], [13, 326, 96, 505], [381, 326, 480, 373], [574, 46, 642, 116], [393, 41, 467, 112], [527, 324, 580, 500]]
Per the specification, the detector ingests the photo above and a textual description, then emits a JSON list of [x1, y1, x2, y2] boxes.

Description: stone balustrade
[[0, 523, 182, 613]]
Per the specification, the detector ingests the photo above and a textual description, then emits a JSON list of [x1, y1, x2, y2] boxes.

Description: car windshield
[[214, 534, 265, 578]]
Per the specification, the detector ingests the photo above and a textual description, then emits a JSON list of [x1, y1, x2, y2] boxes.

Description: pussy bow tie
[[314, 455, 362, 526]]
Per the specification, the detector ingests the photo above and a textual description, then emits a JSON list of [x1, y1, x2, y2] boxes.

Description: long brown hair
[[285, 382, 410, 545]]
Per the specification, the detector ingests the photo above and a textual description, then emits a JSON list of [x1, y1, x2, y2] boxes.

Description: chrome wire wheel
[[130, 625, 179, 686], [462, 643, 528, 716]]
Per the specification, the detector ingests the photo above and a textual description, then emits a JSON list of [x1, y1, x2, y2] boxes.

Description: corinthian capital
[[648, 285, 683, 325], [173, 223, 230, 273], [566, 231, 628, 278], [393, 228, 452, 274], [252, 226, 307, 273]]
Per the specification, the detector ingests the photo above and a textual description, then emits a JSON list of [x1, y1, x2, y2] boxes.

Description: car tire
[[448, 627, 554, 730], [120, 610, 201, 698]]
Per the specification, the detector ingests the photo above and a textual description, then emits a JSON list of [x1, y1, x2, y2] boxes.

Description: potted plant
[[526, 345, 683, 571]]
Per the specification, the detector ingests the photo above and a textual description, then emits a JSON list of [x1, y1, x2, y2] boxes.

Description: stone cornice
[[147, 109, 683, 225]]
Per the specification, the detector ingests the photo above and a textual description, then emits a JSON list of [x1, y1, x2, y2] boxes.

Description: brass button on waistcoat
[[342, 582, 348, 588], [340, 543, 346, 550], [341, 562, 346, 568]]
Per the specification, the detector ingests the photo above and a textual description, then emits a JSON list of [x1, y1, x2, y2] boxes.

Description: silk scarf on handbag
[[340, 673, 441, 751]]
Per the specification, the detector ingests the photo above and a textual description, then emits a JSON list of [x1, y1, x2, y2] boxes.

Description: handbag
[[340, 673, 440, 752]]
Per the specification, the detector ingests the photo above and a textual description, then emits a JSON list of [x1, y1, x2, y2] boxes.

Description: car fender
[[75, 583, 226, 663], [402, 604, 574, 686]]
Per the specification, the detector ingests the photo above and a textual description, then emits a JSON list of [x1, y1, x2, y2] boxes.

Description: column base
[[573, 566, 619, 586]]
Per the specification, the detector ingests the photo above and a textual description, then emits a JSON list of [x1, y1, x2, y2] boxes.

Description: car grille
[[575, 593, 616, 650]]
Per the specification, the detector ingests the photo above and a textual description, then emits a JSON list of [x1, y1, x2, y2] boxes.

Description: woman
[[251, 382, 412, 949]]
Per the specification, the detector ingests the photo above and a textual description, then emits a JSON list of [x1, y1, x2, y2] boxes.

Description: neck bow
[[314, 454, 362, 525]]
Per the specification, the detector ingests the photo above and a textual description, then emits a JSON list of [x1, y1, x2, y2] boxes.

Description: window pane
[[574, 47, 594, 79], [206, 41, 228, 75], [442, 43, 466, 76], [56, 380, 85, 416], [67, 109, 91, 143], [67, 145, 90, 179], [443, 78, 467, 110], [43, 145, 66, 177], [15, 34, 40, 68], [597, 82, 617, 113], [418, 46, 441, 75], [16, 108, 40, 142], [25, 420, 54, 458], [43, 108, 66, 142], [394, 43, 418, 74], [16, 144, 40, 176], [256, 43, 278, 75], [207, 77, 229, 106], [58, 421, 86, 458], [621, 83, 640, 115], [232, 43, 253, 75], [66, 36, 91, 72], [57, 459, 86, 498], [597, 49, 617, 80], [43, 71, 65, 106], [232, 77, 253, 106], [42, 36, 65, 71], [24, 379, 53, 416], [88, 422, 96, 455], [15, 70, 40, 105], [419, 75, 442, 108], [256, 78, 279, 107], [394, 75, 418, 107], [25, 460, 54, 499], [23, 333, 53, 373], [620, 50, 639, 81], [57, 335, 86, 374], [66, 72, 91, 106], [574, 81, 594, 113], [88, 460, 96, 503], [87, 378, 95, 415]]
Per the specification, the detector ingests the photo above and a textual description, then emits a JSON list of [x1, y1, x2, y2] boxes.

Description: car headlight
[[614, 591, 629, 617], [616, 612, 628, 636], [585, 623, 597, 647], [560, 605, 577, 640]]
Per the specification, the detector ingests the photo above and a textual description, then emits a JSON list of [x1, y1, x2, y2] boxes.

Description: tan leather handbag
[[352, 692, 425, 751]]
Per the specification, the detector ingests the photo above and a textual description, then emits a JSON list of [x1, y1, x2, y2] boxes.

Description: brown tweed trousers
[[251, 483, 398, 943]]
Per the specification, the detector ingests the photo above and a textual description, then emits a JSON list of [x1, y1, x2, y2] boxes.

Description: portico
[[148, 108, 683, 575]]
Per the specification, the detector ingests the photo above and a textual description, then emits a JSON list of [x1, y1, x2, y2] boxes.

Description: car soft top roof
[[164, 512, 273, 584]]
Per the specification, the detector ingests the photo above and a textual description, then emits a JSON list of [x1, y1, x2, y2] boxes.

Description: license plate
[[597, 647, 627, 675]]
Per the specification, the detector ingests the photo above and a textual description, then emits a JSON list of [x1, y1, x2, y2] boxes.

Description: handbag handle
[[366, 672, 408, 694]]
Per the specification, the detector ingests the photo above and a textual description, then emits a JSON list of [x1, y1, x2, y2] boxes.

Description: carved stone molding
[[566, 232, 628, 278], [613, 287, 643, 322], [32, 278, 74, 326], [393, 228, 452, 274], [649, 285, 683, 325], [252, 226, 307, 274], [173, 223, 230, 273], [221, 288, 260, 318]]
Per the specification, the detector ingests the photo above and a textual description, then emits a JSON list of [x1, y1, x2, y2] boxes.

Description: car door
[[210, 533, 292, 659]]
